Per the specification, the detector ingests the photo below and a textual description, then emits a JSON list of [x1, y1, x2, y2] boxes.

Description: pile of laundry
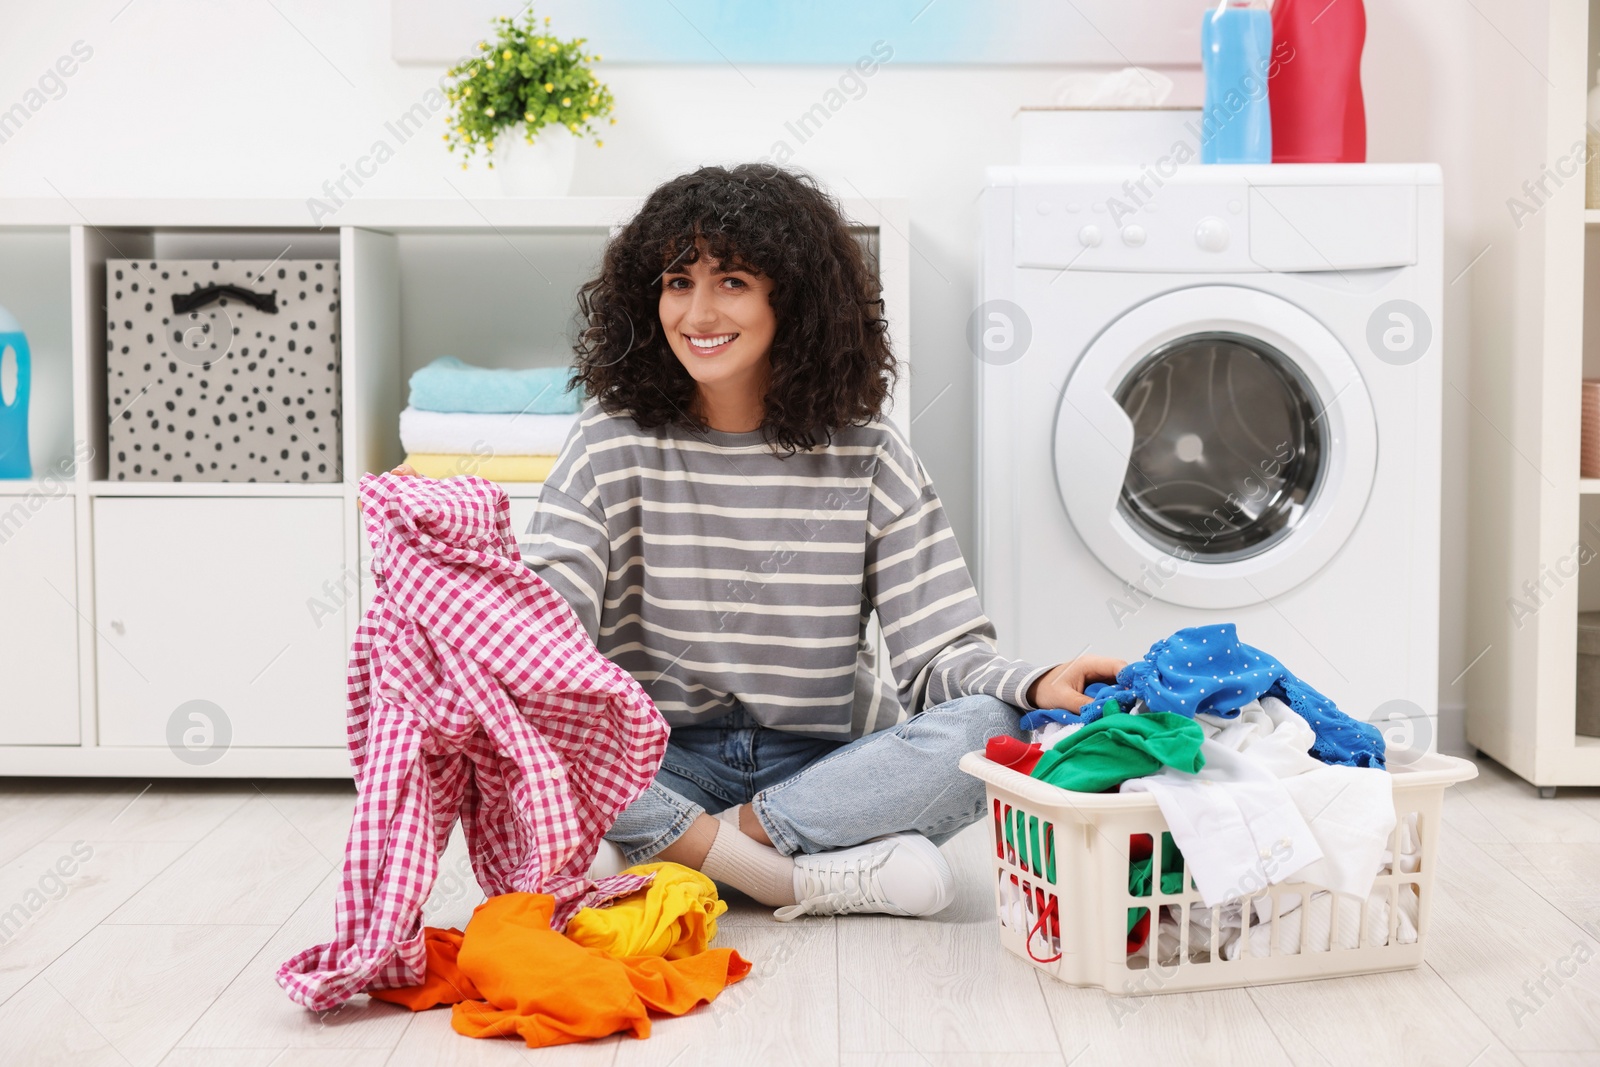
[[985, 623, 1417, 962], [276, 473, 746, 1048], [399, 356, 581, 482], [372, 863, 749, 1046]]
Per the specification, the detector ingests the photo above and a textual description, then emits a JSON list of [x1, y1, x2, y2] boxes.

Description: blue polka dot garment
[[1021, 623, 1386, 769]]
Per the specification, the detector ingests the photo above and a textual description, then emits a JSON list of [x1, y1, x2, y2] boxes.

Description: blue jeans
[[605, 693, 1025, 863]]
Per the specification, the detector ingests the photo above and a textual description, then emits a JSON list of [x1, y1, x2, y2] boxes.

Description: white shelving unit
[[0, 196, 912, 777], [1466, 2, 1600, 792]]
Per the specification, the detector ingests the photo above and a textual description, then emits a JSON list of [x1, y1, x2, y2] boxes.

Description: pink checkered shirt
[[276, 473, 669, 1012]]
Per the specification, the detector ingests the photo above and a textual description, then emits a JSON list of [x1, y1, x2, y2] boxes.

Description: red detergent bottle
[[1268, 0, 1367, 163]]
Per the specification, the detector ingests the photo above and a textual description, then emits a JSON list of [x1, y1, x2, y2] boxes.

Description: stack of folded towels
[[400, 357, 582, 483]]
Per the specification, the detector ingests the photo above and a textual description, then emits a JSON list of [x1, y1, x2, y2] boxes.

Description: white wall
[[0, 0, 1518, 733]]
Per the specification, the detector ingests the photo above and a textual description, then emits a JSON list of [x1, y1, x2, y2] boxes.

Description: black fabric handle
[[172, 283, 278, 315]]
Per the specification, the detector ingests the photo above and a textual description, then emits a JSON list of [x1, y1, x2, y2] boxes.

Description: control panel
[[1013, 174, 1417, 274]]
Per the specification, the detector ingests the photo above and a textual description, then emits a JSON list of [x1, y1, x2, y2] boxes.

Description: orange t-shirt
[[370, 891, 749, 1047]]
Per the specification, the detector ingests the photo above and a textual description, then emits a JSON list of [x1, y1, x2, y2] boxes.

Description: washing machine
[[975, 164, 1442, 741]]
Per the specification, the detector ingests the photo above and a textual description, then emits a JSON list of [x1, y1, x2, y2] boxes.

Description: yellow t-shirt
[[563, 861, 727, 960]]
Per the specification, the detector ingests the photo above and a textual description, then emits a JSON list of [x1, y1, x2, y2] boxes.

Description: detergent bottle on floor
[[1200, 0, 1274, 164], [0, 304, 31, 479], [1269, 0, 1367, 162]]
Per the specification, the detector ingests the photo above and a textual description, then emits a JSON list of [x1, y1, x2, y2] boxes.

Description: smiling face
[[658, 239, 777, 412]]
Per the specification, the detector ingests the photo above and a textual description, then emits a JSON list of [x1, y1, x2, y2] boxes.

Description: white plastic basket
[[959, 749, 1478, 995]]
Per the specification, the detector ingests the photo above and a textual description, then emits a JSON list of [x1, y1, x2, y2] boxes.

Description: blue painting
[[393, 0, 1213, 67]]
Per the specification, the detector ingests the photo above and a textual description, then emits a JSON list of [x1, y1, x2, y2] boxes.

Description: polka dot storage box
[[958, 748, 1477, 994], [105, 259, 341, 482]]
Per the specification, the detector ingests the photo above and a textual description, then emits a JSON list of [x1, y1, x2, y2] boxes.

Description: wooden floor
[[2, 755, 1598, 1066]]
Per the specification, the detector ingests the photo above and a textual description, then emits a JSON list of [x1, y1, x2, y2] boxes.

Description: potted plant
[[442, 9, 616, 196]]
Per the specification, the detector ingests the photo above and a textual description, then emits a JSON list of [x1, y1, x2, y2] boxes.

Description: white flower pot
[[491, 124, 578, 196]]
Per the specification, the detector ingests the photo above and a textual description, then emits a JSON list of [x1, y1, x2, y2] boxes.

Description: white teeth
[[689, 333, 735, 348]]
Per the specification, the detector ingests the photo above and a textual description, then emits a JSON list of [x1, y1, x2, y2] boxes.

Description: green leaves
[[442, 7, 616, 167]]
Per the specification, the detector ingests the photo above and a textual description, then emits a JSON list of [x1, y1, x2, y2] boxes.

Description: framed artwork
[[392, 0, 1214, 67]]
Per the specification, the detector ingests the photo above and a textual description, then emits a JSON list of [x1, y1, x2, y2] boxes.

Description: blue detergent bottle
[[0, 304, 32, 479], [1200, 0, 1274, 164]]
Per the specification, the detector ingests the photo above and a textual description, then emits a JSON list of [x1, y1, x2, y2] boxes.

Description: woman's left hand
[[1026, 654, 1128, 712]]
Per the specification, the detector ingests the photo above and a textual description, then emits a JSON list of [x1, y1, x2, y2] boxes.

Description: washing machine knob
[[1077, 224, 1103, 248], [1195, 216, 1231, 252], [1121, 224, 1147, 247]]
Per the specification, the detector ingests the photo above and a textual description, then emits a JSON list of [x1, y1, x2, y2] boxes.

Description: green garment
[[1027, 699, 1205, 793], [1129, 833, 1187, 898], [1127, 832, 1186, 936]]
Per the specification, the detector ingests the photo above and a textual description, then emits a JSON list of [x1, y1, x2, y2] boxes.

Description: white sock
[[587, 838, 630, 879], [714, 805, 742, 827], [700, 818, 798, 907]]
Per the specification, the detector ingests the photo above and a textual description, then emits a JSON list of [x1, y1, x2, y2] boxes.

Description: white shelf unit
[[1466, 3, 1600, 790], [0, 196, 911, 777]]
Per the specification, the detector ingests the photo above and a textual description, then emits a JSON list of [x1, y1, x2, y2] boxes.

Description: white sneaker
[[774, 833, 954, 921]]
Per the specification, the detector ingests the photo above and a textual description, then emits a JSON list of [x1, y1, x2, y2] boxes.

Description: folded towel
[[408, 357, 581, 415], [399, 408, 578, 457], [404, 453, 557, 483]]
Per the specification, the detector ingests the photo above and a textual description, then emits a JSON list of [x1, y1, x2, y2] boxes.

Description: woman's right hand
[[390, 463, 421, 478]]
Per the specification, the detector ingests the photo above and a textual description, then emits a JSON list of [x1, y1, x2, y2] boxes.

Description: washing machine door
[[1054, 285, 1377, 609]]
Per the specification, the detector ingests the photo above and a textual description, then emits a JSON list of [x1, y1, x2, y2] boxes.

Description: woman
[[401, 164, 1121, 920]]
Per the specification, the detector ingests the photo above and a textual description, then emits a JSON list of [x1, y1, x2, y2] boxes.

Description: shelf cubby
[[82, 227, 343, 486], [0, 227, 74, 482]]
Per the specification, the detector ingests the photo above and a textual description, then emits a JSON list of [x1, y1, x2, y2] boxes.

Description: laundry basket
[[958, 749, 1477, 995]]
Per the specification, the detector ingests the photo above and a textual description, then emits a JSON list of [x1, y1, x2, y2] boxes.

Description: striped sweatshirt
[[519, 401, 1052, 739]]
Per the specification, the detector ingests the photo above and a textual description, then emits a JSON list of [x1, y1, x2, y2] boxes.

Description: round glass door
[[1113, 331, 1324, 562]]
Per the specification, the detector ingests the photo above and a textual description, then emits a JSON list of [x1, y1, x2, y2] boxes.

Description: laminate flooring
[[2, 755, 1597, 1066]]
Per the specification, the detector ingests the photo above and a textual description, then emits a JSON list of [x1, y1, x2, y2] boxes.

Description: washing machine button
[[1121, 224, 1147, 247], [1195, 216, 1231, 252], [1078, 224, 1103, 248], [1036, 200, 1053, 215]]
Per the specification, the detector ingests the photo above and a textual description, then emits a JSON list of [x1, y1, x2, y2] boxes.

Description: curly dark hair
[[570, 164, 897, 455]]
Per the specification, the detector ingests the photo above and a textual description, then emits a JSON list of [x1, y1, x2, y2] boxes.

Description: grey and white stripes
[[520, 401, 1050, 739]]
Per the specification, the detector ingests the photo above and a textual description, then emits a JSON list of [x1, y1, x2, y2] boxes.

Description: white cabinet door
[[0, 491, 81, 744], [94, 497, 348, 749]]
